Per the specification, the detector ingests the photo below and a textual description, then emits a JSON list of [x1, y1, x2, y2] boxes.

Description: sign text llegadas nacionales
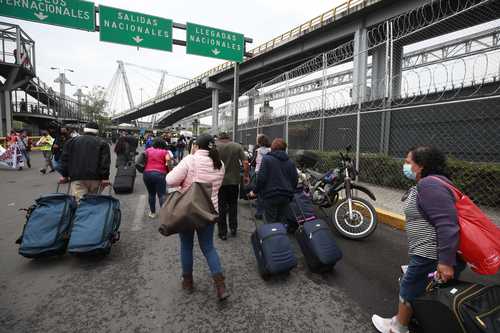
[[186, 22, 244, 62]]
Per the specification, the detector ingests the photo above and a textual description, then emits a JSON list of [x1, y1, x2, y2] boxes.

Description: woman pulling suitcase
[[165, 134, 229, 301], [372, 146, 466, 333]]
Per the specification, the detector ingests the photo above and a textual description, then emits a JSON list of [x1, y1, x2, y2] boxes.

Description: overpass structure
[[0, 22, 88, 136], [112, 0, 500, 130], [165, 25, 500, 128]]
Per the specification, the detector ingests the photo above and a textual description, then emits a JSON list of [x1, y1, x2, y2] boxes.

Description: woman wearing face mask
[[372, 146, 465, 333]]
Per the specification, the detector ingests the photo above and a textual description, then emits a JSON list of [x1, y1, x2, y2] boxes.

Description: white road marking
[[131, 194, 147, 232]]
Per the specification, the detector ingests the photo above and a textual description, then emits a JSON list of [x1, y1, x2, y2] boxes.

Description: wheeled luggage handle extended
[[56, 182, 72, 195], [290, 195, 316, 225], [97, 182, 114, 196]]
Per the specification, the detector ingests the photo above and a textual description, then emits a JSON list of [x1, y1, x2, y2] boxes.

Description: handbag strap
[[427, 176, 462, 201]]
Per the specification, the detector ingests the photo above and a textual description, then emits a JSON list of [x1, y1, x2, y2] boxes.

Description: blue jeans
[[143, 171, 167, 214], [179, 224, 223, 276], [399, 255, 466, 303], [52, 157, 63, 175]]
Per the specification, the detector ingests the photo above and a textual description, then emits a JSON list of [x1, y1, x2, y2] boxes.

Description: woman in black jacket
[[251, 138, 298, 224]]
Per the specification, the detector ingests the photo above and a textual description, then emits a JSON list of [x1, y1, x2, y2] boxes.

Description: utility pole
[[232, 63, 240, 141]]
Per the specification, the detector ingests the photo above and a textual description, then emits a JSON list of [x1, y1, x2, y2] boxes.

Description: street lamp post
[[72, 84, 88, 122], [51, 67, 74, 99]]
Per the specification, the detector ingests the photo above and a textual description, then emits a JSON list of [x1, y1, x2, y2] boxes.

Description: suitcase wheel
[[111, 231, 120, 243]]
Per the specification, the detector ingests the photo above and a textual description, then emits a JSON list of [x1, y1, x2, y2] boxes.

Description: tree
[[81, 87, 111, 132]]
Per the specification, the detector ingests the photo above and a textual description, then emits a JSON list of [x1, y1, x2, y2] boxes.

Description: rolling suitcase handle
[[97, 182, 114, 196], [290, 195, 317, 225], [56, 181, 72, 194]]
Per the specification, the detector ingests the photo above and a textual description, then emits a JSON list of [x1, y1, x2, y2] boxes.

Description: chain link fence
[[223, 0, 500, 213]]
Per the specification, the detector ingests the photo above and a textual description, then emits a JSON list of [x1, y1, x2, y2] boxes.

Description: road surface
[[1, 151, 498, 333]]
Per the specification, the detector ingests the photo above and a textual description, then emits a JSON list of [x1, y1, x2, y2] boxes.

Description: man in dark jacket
[[59, 122, 111, 200], [251, 138, 298, 224]]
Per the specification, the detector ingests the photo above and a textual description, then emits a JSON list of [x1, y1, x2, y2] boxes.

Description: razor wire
[[231, 0, 500, 210]]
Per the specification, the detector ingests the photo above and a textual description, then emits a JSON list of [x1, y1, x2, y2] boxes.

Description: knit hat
[[84, 122, 99, 134]]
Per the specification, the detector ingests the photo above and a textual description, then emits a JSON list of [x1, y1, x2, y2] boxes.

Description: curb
[[375, 208, 405, 231]]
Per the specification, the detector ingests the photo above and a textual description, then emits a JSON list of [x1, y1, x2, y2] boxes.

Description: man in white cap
[[59, 122, 111, 199]]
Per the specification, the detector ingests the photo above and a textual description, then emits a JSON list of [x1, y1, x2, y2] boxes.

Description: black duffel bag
[[412, 280, 500, 333]]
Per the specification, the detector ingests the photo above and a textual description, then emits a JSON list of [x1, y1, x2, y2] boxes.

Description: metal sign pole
[[232, 62, 239, 141]]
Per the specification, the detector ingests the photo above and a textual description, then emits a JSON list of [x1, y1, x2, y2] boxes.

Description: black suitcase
[[412, 281, 500, 333], [113, 163, 136, 194], [251, 223, 297, 280]]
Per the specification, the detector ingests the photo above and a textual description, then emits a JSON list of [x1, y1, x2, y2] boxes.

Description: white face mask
[[403, 163, 417, 180]]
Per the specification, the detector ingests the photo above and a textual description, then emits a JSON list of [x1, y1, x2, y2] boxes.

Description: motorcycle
[[299, 147, 378, 239]]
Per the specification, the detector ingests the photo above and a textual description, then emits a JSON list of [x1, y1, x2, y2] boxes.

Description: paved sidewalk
[[357, 182, 500, 226]]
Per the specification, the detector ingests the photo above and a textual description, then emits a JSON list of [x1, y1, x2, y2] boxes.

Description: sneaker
[[371, 315, 408, 333], [40, 169, 46, 174], [148, 212, 157, 219]]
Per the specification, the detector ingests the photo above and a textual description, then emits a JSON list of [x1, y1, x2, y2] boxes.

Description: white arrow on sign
[[132, 36, 144, 44], [34, 12, 48, 21], [211, 48, 221, 56]]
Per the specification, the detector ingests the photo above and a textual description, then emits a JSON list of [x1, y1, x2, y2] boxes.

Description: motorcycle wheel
[[330, 197, 377, 239]]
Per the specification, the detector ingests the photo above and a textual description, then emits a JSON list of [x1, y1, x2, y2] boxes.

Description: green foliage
[[81, 86, 110, 132], [292, 150, 500, 207]]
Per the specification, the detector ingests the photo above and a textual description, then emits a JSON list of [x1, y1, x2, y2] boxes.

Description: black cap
[[195, 133, 215, 150], [85, 122, 99, 130], [218, 132, 230, 140]]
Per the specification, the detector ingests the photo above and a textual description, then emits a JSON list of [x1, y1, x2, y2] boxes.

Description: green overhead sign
[[186, 22, 244, 62], [99, 5, 172, 52], [0, 0, 95, 31]]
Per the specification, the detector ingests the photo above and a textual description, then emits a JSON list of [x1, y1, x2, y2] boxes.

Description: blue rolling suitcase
[[286, 190, 316, 233], [251, 223, 297, 280], [67, 190, 121, 256], [292, 198, 342, 272], [295, 219, 343, 272], [17, 186, 76, 258]]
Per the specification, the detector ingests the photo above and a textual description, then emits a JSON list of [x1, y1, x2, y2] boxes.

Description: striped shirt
[[403, 186, 438, 260]]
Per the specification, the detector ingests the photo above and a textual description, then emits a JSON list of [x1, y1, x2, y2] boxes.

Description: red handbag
[[430, 177, 500, 275]]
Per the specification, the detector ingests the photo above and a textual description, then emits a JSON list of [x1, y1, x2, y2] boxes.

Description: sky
[[1, 0, 346, 113]]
